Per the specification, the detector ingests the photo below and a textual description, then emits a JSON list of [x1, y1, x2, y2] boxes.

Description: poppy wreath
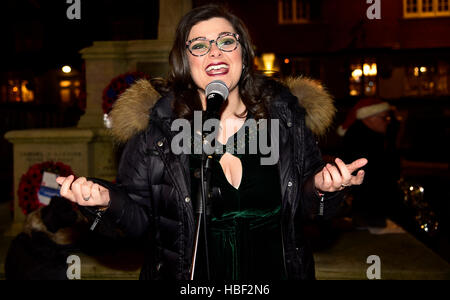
[[102, 71, 150, 114], [18, 161, 74, 215]]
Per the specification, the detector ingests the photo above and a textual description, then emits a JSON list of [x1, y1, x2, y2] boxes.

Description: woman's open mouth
[[205, 63, 229, 76]]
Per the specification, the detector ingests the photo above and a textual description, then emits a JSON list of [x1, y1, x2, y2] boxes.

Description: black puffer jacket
[[93, 77, 342, 280]]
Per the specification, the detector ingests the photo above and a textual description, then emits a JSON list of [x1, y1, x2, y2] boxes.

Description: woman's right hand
[[56, 175, 110, 207]]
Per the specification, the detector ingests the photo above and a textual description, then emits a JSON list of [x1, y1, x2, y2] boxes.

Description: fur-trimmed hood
[[23, 206, 87, 245], [109, 77, 335, 143], [283, 77, 336, 137]]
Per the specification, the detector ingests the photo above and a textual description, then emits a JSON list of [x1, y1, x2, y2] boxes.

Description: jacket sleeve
[[85, 129, 152, 239], [299, 116, 344, 220]]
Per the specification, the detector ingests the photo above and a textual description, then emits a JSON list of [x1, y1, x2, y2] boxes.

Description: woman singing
[[56, 5, 366, 280]]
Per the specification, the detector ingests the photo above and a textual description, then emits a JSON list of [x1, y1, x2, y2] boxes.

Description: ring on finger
[[83, 195, 91, 201], [341, 183, 351, 188]]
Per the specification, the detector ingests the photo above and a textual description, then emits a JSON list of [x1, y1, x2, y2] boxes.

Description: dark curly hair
[[168, 4, 282, 121]]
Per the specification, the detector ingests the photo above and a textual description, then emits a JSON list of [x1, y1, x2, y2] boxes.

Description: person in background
[[338, 97, 400, 229]]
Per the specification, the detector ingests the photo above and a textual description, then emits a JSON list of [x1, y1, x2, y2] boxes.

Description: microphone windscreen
[[205, 80, 229, 100], [205, 80, 229, 119]]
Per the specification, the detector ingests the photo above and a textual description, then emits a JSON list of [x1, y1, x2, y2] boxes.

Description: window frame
[[436, 0, 450, 16], [349, 60, 378, 97], [403, 0, 450, 18], [278, 0, 311, 24]]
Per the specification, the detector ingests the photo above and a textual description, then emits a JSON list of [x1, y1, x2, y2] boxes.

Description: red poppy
[[18, 161, 74, 215], [102, 72, 150, 115]]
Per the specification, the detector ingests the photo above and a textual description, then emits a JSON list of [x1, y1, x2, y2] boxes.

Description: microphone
[[192, 80, 228, 280], [205, 80, 229, 119]]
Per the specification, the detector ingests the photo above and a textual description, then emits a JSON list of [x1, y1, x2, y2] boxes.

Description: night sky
[[0, 0, 159, 74]]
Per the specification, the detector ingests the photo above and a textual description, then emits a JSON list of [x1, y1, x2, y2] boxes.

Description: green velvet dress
[[189, 114, 286, 280]]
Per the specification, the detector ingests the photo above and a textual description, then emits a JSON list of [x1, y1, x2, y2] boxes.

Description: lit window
[[60, 89, 71, 103], [423, 0, 433, 12], [438, 0, 450, 11], [57, 67, 82, 105], [1, 79, 35, 103], [404, 62, 449, 96], [21, 81, 34, 102], [437, 0, 450, 14], [279, 0, 311, 24], [59, 80, 72, 88], [349, 61, 377, 97], [59, 79, 80, 104], [404, 0, 450, 18], [406, 0, 418, 12]]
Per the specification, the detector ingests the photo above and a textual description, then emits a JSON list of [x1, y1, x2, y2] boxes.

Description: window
[[279, 0, 311, 24], [406, 0, 419, 13], [439, 0, 449, 10], [422, 0, 434, 12], [0, 79, 35, 103], [59, 79, 81, 104], [349, 61, 378, 97], [438, 0, 450, 14], [404, 0, 450, 18], [58, 66, 82, 105], [404, 62, 449, 96]]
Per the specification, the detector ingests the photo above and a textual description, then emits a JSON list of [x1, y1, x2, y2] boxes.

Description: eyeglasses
[[374, 114, 391, 121], [186, 32, 240, 57]]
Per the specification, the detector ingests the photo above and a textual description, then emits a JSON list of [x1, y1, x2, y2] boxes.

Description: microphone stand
[[190, 81, 227, 280], [190, 119, 214, 280]]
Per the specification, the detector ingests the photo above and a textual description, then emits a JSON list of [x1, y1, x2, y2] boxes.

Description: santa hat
[[337, 97, 390, 136]]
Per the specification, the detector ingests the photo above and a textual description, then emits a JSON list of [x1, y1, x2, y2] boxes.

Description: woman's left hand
[[314, 158, 367, 193]]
